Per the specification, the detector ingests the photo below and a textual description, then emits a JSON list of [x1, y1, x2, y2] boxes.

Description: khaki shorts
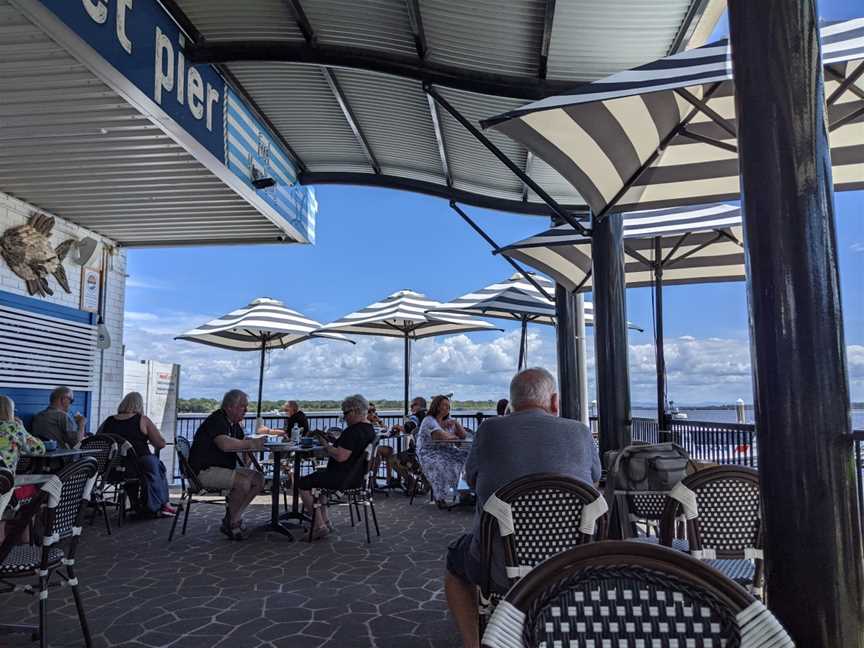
[[198, 466, 257, 491]]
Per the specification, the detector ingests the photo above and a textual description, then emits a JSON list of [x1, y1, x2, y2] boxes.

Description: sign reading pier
[[21, 0, 316, 243]]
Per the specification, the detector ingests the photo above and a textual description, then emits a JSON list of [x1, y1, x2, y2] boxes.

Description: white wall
[[124, 360, 180, 476], [0, 191, 127, 432]]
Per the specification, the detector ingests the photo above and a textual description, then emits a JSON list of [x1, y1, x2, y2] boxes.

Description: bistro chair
[[481, 540, 794, 648], [477, 474, 608, 632], [79, 434, 119, 535], [309, 441, 381, 544], [168, 437, 227, 541], [659, 465, 764, 596], [0, 457, 98, 648], [101, 433, 142, 526]]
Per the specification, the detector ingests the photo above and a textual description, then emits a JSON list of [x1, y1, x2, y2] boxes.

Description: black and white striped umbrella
[[426, 273, 577, 370], [484, 18, 864, 216], [498, 204, 744, 292], [499, 203, 744, 425], [177, 297, 352, 419], [317, 290, 499, 413]]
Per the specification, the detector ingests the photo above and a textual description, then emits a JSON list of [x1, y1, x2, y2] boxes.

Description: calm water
[[633, 407, 864, 430]]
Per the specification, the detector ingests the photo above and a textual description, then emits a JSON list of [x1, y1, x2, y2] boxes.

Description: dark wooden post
[[728, 1, 864, 645], [591, 212, 631, 457], [555, 283, 582, 420], [653, 237, 668, 433]]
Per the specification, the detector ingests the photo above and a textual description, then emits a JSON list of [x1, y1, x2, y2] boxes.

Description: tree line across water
[[177, 397, 500, 414]]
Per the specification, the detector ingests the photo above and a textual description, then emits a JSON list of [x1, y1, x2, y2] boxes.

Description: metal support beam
[[522, 152, 534, 202], [406, 0, 427, 59], [426, 91, 452, 186], [679, 128, 738, 153], [591, 211, 631, 457], [449, 201, 554, 302], [427, 85, 590, 236], [322, 69, 381, 174], [555, 283, 586, 422], [674, 87, 738, 138], [653, 237, 667, 431], [188, 41, 588, 100], [728, 1, 864, 645], [403, 334, 411, 416], [517, 318, 529, 371], [827, 60, 864, 105], [284, 0, 317, 44], [538, 0, 556, 79]]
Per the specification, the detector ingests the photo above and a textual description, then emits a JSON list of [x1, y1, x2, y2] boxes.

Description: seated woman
[[97, 391, 176, 517], [298, 394, 376, 540], [0, 395, 46, 542], [416, 395, 469, 508]]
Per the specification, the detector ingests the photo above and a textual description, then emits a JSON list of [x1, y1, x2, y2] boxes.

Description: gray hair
[[509, 367, 557, 411], [117, 391, 144, 415], [0, 395, 14, 422], [341, 394, 369, 417], [49, 386, 72, 405], [221, 389, 248, 409]]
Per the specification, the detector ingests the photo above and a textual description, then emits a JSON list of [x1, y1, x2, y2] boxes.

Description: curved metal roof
[[166, 0, 723, 216]]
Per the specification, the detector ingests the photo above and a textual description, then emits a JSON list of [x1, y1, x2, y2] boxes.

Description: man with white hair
[[298, 394, 376, 540], [444, 367, 601, 648]]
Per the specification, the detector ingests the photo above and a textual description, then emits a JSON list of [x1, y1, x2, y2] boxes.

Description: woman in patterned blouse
[[0, 395, 45, 475]]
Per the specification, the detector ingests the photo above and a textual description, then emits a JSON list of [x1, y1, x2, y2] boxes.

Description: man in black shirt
[[282, 400, 310, 436], [189, 389, 265, 540], [298, 394, 376, 540]]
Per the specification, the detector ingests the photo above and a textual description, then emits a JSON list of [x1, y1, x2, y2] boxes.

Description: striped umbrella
[[426, 273, 581, 371], [177, 297, 352, 421], [483, 18, 864, 217], [498, 203, 743, 424], [316, 290, 499, 414]]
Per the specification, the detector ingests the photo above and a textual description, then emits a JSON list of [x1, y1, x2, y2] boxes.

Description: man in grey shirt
[[31, 386, 87, 449], [445, 367, 601, 648]]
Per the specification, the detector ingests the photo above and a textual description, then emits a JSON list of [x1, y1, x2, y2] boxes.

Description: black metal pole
[[517, 317, 528, 370], [728, 2, 864, 645], [555, 283, 582, 421], [256, 337, 266, 422], [654, 237, 667, 432], [403, 334, 411, 416], [591, 212, 631, 456], [427, 86, 589, 236]]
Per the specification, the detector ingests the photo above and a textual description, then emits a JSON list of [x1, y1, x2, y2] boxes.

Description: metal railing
[[853, 431, 864, 533]]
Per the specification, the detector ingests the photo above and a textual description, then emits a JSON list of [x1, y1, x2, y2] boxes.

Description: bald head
[[509, 367, 558, 415]]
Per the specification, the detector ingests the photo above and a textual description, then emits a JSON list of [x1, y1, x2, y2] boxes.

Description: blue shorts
[[446, 533, 485, 587]]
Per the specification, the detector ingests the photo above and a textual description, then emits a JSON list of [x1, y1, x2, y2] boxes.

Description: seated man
[[444, 368, 601, 648], [189, 389, 265, 540], [30, 386, 87, 449], [379, 396, 427, 490], [283, 400, 310, 437], [298, 394, 376, 540]]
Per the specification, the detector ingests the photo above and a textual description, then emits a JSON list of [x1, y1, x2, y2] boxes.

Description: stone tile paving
[[0, 492, 472, 648]]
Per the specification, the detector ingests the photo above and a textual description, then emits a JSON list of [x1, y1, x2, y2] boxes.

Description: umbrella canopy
[[317, 290, 499, 413], [498, 204, 744, 292], [177, 297, 352, 420], [499, 202, 743, 426], [483, 18, 864, 216]]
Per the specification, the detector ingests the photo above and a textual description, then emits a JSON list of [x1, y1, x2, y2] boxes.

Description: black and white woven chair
[[659, 465, 764, 596], [477, 474, 608, 632], [481, 540, 794, 648], [0, 457, 98, 648], [309, 441, 380, 544], [101, 433, 142, 526], [79, 434, 119, 535], [168, 437, 228, 542]]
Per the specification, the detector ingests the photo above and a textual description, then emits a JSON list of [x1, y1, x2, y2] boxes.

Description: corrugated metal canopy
[[0, 0, 308, 247], [172, 0, 724, 216]]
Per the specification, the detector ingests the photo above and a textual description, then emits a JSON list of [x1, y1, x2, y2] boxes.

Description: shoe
[[160, 503, 178, 517], [310, 526, 330, 541], [220, 516, 246, 541]]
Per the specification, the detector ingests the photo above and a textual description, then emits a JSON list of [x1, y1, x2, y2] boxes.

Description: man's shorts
[[446, 533, 486, 587], [198, 466, 257, 491]]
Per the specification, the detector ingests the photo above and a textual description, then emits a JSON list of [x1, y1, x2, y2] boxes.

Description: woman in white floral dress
[[416, 395, 469, 507]]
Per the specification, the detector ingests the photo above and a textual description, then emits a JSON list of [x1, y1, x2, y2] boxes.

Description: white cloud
[[850, 242, 864, 253], [122, 312, 864, 405]]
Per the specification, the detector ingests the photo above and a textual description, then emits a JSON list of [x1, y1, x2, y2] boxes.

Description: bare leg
[[317, 493, 330, 526], [445, 570, 480, 648], [227, 470, 264, 527]]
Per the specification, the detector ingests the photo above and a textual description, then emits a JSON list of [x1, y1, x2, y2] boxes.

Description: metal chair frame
[[481, 541, 794, 648], [168, 437, 228, 542], [0, 457, 98, 648], [79, 434, 119, 535]]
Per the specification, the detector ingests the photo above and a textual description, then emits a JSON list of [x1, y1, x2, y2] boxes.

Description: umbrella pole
[[654, 237, 668, 434], [403, 334, 411, 416], [518, 317, 528, 370], [256, 337, 266, 424]]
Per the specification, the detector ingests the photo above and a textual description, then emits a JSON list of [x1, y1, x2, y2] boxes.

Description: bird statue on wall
[[0, 211, 75, 297]]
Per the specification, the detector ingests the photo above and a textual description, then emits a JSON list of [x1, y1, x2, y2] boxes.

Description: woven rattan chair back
[[481, 541, 794, 648], [79, 434, 118, 476], [480, 474, 608, 588], [660, 465, 761, 560], [48, 457, 98, 542]]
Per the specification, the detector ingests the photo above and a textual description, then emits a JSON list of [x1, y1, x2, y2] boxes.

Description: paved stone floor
[[0, 492, 471, 648]]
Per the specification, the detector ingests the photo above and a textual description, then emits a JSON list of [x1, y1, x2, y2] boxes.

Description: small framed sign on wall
[[80, 267, 100, 313]]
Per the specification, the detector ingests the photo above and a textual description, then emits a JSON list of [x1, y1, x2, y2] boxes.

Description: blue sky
[[123, 2, 863, 406]]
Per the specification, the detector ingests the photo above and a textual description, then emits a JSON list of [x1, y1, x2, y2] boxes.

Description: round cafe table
[[263, 441, 326, 538]]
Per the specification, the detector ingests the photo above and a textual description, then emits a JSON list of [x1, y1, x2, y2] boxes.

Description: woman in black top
[[298, 394, 376, 540], [98, 392, 175, 516]]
